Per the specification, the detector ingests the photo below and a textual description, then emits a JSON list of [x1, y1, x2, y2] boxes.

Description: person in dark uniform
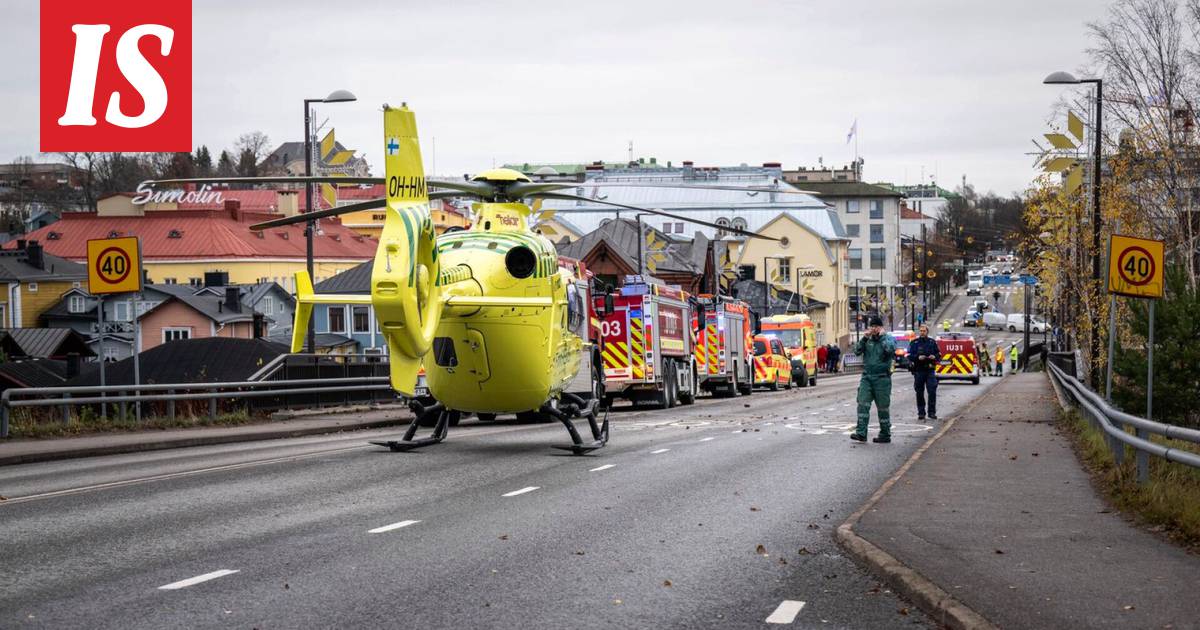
[[907, 324, 940, 420]]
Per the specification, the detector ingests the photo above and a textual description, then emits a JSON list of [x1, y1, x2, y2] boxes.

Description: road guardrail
[[1047, 361, 1200, 482], [0, 377, 395, 438]]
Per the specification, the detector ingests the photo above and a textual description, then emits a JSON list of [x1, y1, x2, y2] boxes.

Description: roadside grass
[[1060, 408, 1200, 551], [7, 407, 256, 439]]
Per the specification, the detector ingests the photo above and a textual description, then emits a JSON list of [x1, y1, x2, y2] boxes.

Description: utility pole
[[921, 223, 929, 321]]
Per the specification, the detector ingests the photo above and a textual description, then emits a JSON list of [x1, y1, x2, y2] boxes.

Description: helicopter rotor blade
[[529, 192, 781, 242], [426, 178, 498, 197], [143, 176, 384, 187], [507, 180, 819, 198], [247, 197, 387, 231]]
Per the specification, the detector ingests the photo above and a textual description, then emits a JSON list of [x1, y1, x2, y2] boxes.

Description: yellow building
[[733, 213, 851, 346], [0, 242, 87, 328]]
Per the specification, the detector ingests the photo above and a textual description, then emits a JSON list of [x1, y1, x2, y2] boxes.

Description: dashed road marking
[[651, 448, 670, 454], [589, 464, 615, 472], [699, 437, 715, 442], [765, 599, 806, 624], [732, 430, 744, 434], [158, 569, 239, 591], [368, 520, 420, 534], [502, 486, 540, 497]]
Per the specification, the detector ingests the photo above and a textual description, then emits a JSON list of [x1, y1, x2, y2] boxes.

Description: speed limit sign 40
[[1107, 234, 1164, 299], [87, 237, 143, 295]]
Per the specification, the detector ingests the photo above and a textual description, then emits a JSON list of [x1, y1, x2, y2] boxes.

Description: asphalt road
[[1, 344, 1003, 629]]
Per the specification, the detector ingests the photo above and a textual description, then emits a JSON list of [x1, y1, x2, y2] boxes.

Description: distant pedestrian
[[851, 316, 895, 444], [978, 341, 991, 376], [993, 346, 1005, 377], [942, 319, 951, 333], [907, 324, 939, 421], [829, 345, 841, 373], [817, 344, 829, 373], [1009, 344, 1019, 373]]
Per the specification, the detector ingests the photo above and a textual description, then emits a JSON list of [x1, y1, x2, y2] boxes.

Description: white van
[[1007, 314, 1046, 333], [983, 312, 1007, 330], [967, 279, 983, 295]]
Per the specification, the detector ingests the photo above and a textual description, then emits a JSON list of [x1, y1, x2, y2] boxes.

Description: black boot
[[872, 435, 891, 444], [850, 433, 867, 443]]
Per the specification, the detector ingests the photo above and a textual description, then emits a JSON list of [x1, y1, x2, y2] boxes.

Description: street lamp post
[[303, 89, 357, 354], [1044, 70, 1103, 382], [854, 276, 879, 343]]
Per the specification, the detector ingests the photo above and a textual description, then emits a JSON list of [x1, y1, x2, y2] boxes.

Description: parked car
[[983, 312, 1007, 330], [1006, 314, 1047, 333]]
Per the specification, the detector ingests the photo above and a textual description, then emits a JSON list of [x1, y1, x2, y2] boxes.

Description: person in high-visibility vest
[[1009, 344, 1019, 373], [993, 346, 1005, 377], [942, 319, 951, 333]]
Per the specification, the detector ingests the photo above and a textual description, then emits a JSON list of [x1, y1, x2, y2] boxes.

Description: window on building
[[845, 224, 860, 238], [870, 224, 884, 243], [103, 346, 119, 362], [715, 217, 730, 237], [262, 297, 274, 316], [164, 277, 178, 284], [849, 248, 863, 270], [114, 302, 130, 322], [72, 282, 81, 289], [163, 327, 191, 343], [136, 301, 152, 316], [328, 306, 346, 333], [352, 306, 370, 333], [189, 277, 202, 287], [69, 296, 86, 313], [847, 200, 861, 214], [776, 257, 792, 283], [675, 222, 684, 233], [869, 199, 883, 219], [870, 247, 887, 269], [27, 283, 38, 293], [662, 222, 673, 234]]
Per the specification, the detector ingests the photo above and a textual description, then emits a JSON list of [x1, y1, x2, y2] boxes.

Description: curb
[[0, 416, 409, 467], [834, 381, 1001, 630]]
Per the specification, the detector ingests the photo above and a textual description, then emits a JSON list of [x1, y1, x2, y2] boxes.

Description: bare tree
[[235, 131, 272, 164]]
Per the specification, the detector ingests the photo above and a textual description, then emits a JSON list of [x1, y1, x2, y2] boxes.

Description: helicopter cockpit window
[[566, 283, 585, 333]]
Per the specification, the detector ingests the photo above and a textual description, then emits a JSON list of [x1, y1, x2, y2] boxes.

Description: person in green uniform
[[852, 315, 896, 444], [1009, 344, 1019, 373]]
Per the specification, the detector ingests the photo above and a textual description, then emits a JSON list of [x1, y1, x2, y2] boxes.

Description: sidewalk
[[0, 406, 411, 467], [847, 373, 1200, 629]]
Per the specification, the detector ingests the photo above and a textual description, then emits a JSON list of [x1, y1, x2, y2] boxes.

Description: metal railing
[[0, 377, 396, 438], [1047, 361, 1200, 482]]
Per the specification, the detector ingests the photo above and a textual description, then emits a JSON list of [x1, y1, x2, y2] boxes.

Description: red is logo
[[40, 0, 191, 152]]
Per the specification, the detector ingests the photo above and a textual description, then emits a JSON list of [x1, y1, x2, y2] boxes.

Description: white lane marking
[[765, 422, 774, 426], [589, 464, 615, 472], [502, 486, 540, 497], [809, 411, 819, 415], [812, 430, 827, 435], [158, 569, 239, 590], [367, 519, 420, 534], [699, 437, 715, 442], [733, 430, 744, 434], [765, 600, 807, 624], [651, 448, 670, 454]]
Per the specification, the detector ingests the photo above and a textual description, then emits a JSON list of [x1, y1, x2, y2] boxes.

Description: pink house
[[137, 288, 261, 352]]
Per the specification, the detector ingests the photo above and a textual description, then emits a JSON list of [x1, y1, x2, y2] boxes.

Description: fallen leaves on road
[[797, 547, 812, 555], [994, 549, 1005, 554], [1123, 605, 1136, 611], [777, 558, 788, 566], [498, 534, 509, 540], [1010, 455, 1018, 460], [663, 580, 672, 587], [898, 607, 910, 616], [750, 506, 761, 512], [756, 544, 768, 556], [613, 599, 622, 605], [807, 523, 820, 530], [0, 495, 6, 501]]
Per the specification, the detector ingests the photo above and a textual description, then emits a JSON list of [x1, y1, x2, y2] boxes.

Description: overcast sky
[[2, 0, 1108, 196]]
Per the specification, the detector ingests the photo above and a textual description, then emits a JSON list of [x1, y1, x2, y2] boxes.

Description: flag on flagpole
[[846, 119, 857, 145]]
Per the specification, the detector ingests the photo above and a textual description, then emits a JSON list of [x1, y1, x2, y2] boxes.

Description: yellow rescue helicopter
[[144, 104, 803, 453]]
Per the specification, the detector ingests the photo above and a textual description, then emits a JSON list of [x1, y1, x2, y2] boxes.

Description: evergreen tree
[[216, 150, 236, 177], [1113, 265, 1200, 429], [193, 145, 213, 176], [235, 148, 258, 177], [164, 152, 195, 179]]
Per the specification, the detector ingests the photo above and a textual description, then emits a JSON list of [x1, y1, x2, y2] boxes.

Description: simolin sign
[[40, 0, 192, 152]]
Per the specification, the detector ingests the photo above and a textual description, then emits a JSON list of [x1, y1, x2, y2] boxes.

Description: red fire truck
[[692, 295, 754, 397], [594, 279, 697, 408]]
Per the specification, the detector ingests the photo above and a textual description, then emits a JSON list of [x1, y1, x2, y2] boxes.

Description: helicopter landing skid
[[548, 394, 609, 455], [370, 409, 459, 452]]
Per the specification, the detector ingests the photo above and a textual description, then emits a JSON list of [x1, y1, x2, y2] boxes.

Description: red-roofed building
[[330, 183, 470, 238], [15, 194, 376, 292]]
